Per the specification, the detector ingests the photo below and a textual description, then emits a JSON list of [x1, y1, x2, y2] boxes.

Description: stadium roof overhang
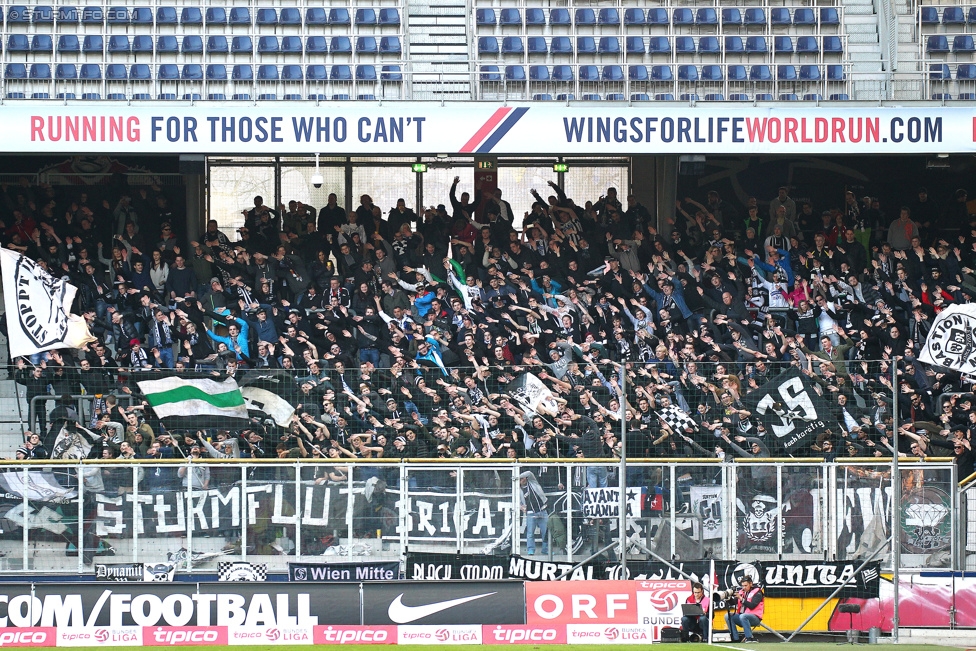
[[5, 100, 972, 156]]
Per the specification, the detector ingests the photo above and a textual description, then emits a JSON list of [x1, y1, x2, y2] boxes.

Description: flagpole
[[617, 362, 627, 576], [891, 357, 900, 643]]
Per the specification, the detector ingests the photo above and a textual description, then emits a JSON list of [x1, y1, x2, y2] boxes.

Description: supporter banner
[[741, 368, 834, 454], [507, 555, 603, 581], [690, 486, 723, 540], [404, 489, 512, 542], [919, 304, 976, 374], [581, 487, 643, 519], [0, 248, 94, 357], [137, 377, 249, 421], [404, 552, 508, 581], [289, 561, 399, 582], [218, 562, 267, 581], [4, 105, 971, 155], [240, 386, 296, 427], [0, 470, 77, 503], [506, 373, 559, 417], [362, 581, 525, 625], [95, 562, 175, 582]]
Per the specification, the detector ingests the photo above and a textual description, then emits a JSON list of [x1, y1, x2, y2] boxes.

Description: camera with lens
[[713, 588, 739, 610]]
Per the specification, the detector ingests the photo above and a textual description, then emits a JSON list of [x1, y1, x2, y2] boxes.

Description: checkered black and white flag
[[656, 404, 698, 433], [218, 561, 267, 582]]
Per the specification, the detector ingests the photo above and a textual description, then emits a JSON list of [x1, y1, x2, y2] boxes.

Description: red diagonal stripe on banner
[[458, 107, 511, 153]]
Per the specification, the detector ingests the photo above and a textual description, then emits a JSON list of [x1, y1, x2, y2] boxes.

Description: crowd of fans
[[4, 174, 976, 479]]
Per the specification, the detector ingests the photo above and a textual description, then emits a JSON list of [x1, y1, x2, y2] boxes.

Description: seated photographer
[[680, 581, 710, 643], [724, 575, 764, 643]]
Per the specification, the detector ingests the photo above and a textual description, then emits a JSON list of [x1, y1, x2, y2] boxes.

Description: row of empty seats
[[478, 34, 843, 55], [929, 62, 976, 78], [3, 62, 403, 81], [2, 33, 403, 54], [925, 33, 976, 52], [0, 6, 400, 27], [4, 91, 390, 99], [919, 5, 976, 26], [475, 6, 840, 28], [479, 63, 846, 82], [484, 91, 850, 101]]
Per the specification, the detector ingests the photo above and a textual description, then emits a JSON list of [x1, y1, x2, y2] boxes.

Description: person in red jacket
[[725, 576, 764, 643], [680, 581, 710, 642]]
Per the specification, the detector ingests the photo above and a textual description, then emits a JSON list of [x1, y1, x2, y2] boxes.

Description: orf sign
[[526, 581, 637, 625]]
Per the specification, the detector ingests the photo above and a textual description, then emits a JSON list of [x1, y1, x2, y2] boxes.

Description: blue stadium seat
[[5, 5, 27, 23], [130, 7, 152, 24], [746, 36, 768, 53], [505, 65, 525, 81], [258, 36, 279, 54], [728, 65, 747, 81], [699, 37, 720, 53], [953, 36, 976, 53], [793, 8, 816, 25], [823, 36, 844, 54], [552, 65, 573, 81], [379, 8, 400, 25], [799, 65, 821, 80], [529, 65, 550, 81], [677, 65, 698, 81], [155, 6, 177, 24], [932, 93, 952, 100], [30, 93, 51, 99], [381, 65, 402, 81], [229, 7, 251, 25], [29, 64, 51, 79], [626, 37, 645, 54], [330, 65, 352, 80], [479, 36, 499, 55], [306, 8, 327, 25], [5, 93, 25, 99], [79, 64, 101, 80], [826, 65, 845, 80], [771, 8, 791, 25], [555, 93, 575, 100], [183, 93, 202, 100], [257, 65, 278, 81], [357, 94, 376, 100], [828, 93, 849, 100], [182, 7, 202, 24], [533, 93, 553, 101], [606, 93, 625, 100], [107, 6, 128, 24], [774, 36, 794, 54], [744, 8, 766, 25], [205, 7, 226, 24], [206, 64, 227, 80], [579, 65, 599, 81], [157, 64, 179, 80], [124, 64, 148, 80], [82, 6, 103, 23], [502, 37, 523, 54], [750, 65, 772, 81], [282, 37, 302, 53], [599, 37, 620, 54], [182, 36, 203, 54], [355, 8, 376, 25], [329, 8, 350, 25], [307, 36, 328, 53], [157, 93, 177, 100], [703, 94, 724, 101], [58, 6, 78, 21], [33, 5, 53, 22], [156, 36, 178, 53], [779, 93, 799, 101], [256, 8, 278, 25], [551, 36, 572, 54], [31, 35, 53, 53], [960, 92, 976, 99], [803, 93, 823, 100], [254, 93, 274, 100], [232, 93, 251, 100], [679, 93, 699, 101], [722, 8, 742, 26], [628, 65, 648, 80], [673, 7, 693, 24], [777, 65, 797, 80], [356, 65, 376, 80], [132, 35, 153, 53], [631, 93, 650, 101], [920, 7, 939, 24], [646, 8, 668, 25], [58, 35, 80, 53], [957, 63, 976, 78], [232, 65, 253, 80], [577, 37, 596, 53], [725, 36, 744, 53], [549, 8, 570, 25], [624, 8, 644, 25], [306, 65, 327, 80], [83, 35, 104, 53], [232, 36, 253, 54], [476, 8, 496, 25], [701, 65, 723, 81], [654, 93, 675, 100], [650, 65, 673, 81], [729, 93, 750, 101], [7, 35, 29, 53], [648, 36, 670, 53], [675, 36, 696, 53], [602, 65, 624, 80], [527, 37, 547, 54], [969, 7, 976, 24], [820, 8, 840, 25], [480, 65, 500, 81], [182, 64, 203, 80], [58, 93, 76, 99], [575, 8, 596, 25], [944, 6, 966, 24], [56, 64, 77, 79], [929, 63, 951, 79], [327, 94, 347, 100], [207, 36, 228, 53], [796, 36, 819, 53], [331, 37, 352, 54], [581, 93, 601, 100], [526, 8, 546, 25], [498, 7, 520, 25], [374, 35, 399, 54], [108, 36, 130, 53], [696, 7, 718, 25], [598, 8, 619, 25]]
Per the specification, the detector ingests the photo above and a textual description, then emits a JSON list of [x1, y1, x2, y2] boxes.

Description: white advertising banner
[[227, 625, 314, 645], [0, 103, 969, 155], [565, 624, 656, 644], [57, 627, 143, 647], [397, 625, 482, 645]]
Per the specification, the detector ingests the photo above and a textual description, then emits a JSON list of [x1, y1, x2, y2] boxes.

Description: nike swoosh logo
[[387, 592, 496, 623]]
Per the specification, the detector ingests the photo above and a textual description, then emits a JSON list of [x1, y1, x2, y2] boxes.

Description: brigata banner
[[3, 104, 970, 155], [288, 561, 399, 582]]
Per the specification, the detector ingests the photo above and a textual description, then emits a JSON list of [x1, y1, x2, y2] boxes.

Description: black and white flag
[[919, 304, 976, 374], [218, 561, 267, 582], [0, 249, 95, 357], [741, 368, 834, 454], [656, 404, 697, 433]]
